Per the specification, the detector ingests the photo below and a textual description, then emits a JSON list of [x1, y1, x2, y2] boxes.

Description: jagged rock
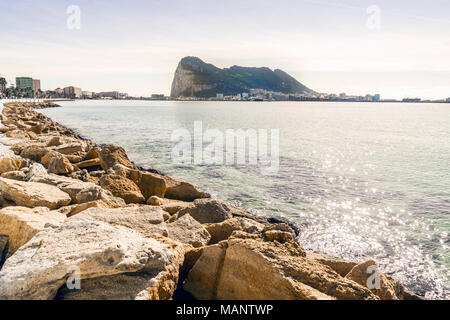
[[54, 143, 86, 155], [29, 173, 125, 207], [0, 178, 71, 209], [147, 195, 164, 206], [75, 158, 101, 168], [6, 129, 30, 140], [58, 200, 109, 217], [69, 205, 168, 237], [178, 199, 233, 224], [306, 252, 357, 277], [0, 220, 184, 300], [116, 167, 167, 199], [0, 206, 65, 257], [20, 146, 50, 161], [98, 144, 134, 171], [1, 170, 27, 181], [167, 214, 211, 248], [99, 174, 145, 204], [161, 199, 191, 214], [0, 157, 26, 173], [163, 175, 210, 201], [345, 259, 398, 300], [184, 232, 377, 300], [204, 217, 265, 244]]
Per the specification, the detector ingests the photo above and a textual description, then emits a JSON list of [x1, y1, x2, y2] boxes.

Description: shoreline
[[0, 101, 422, 300]]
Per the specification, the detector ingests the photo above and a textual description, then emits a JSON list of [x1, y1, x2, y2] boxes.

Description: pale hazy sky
[[0, 0, 449, 99]]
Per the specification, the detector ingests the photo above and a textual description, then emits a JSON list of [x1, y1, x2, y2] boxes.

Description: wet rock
[[0, 178, 72, 209]]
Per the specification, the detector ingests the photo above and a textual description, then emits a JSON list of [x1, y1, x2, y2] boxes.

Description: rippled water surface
[[40, 100, 450, 299]]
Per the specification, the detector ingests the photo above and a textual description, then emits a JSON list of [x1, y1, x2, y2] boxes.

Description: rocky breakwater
[[0, 102, 421, 300]]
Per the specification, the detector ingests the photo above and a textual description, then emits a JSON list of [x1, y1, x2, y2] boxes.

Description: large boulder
[[0, 220, 184, 300], [163, 175, 210, 201], [116, 168, 166, 200], [98, 144, 134, 171], [306, 252, 357, 277], [0, 235, 8, 269], [99, 174, 145, 204], [0, 157, 26, 173], [183, 231, 378, 300], [0, 178, 71, 209], [29, 173, 125, 207], [41, 151, 74, 175], [204, 217, 264, 244], [167, 214, 211, 248], [69, 205, 169, 237], [177, 199, 233, 224], [0, 206, 65, 257], [1, 170, 27, 181]]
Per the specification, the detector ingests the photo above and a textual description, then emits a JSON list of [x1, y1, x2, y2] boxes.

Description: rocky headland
[[0, 101, 422, 300], [171, 56, 315, 98]]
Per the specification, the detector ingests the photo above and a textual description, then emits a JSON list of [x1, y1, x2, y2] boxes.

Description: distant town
[[0, 75, 449, 103]]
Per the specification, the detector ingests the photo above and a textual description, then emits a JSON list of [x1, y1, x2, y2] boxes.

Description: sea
[[37, 100, 449, 299]]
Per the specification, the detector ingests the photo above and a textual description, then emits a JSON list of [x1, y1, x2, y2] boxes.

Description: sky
[[0, 0, 449, 99]]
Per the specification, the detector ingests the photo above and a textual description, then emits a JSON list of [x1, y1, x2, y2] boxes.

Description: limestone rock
[[29, 173, 125, 207], [184, 232, 377, 300], [163, 175, 210, 201], [345, 259, 398, 300], [99, 174, 145, 204], [0, 235, 8, 269], [42, 151, 74, 175], [1, 170, 27, 181], [0, 220, 184, 300], [116, 167, 166, 199], [0, 178, 71, 209], [178, 199, 233, 224], [98, 144, 134, 171], [69, 205, 168, 237], [58, 200, 109, 217], [147, 195, 164, 206], [0, 206, 65, 257], [75, 158, 101, 168], [306, 252, 357, 277], [167, 214, 211, 248], [0, 157, 26, 173]]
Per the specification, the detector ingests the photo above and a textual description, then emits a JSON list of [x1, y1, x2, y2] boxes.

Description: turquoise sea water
[[40, 100, 450, 299]]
